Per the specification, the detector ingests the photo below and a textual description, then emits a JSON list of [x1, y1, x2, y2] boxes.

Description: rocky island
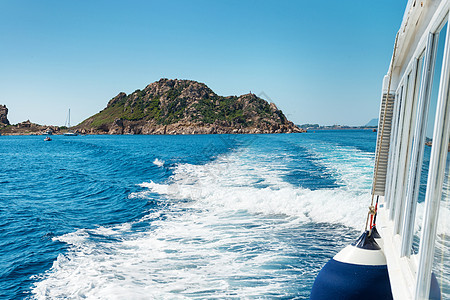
[[75, 79, 303, 135], [0, 79, 304, 135]]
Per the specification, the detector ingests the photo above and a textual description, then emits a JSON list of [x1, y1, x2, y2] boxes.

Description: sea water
[[0, 130, 408, 299]]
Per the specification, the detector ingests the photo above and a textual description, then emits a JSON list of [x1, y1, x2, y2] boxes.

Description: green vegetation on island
[[76, 78, 302, 135]]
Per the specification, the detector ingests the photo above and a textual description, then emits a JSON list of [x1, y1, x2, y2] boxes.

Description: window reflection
[[412, 23, 447, 254], [435, 155, 450, 297]]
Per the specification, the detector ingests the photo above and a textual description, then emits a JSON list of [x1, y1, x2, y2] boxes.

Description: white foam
[[32, 208, 304, 298], [153, 158, 165, 167], [305, 142, 375, 193], [140, 146, 372, 229], [31, 143, 377, 298]]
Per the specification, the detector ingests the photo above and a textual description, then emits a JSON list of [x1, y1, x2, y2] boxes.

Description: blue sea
[[1, 131, 379, 299]]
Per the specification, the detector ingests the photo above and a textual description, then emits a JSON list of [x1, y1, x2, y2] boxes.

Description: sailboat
[[64, 108, 78, 136], [310, 1, 449, 299]]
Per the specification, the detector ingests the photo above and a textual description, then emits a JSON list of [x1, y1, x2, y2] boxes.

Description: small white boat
[[63, 132, 78, 136]]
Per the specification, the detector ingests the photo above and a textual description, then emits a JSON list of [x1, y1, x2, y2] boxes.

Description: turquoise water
[[0, 131, 378, 299]]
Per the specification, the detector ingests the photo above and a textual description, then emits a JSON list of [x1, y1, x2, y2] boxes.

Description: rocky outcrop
[[0, 120, 62, 135], [76, 79, 305, 135], [0, 105, 10, 126]]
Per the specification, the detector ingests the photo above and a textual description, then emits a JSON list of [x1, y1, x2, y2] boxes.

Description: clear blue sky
[[0, 0, 406, 126]]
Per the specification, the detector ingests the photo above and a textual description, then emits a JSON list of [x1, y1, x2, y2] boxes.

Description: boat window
[[412, 23, 447, 254], [412, 18, 450, 299], [411, 52, 426, 151], [394, 60, 424, 235], [436, 154, 450, 298], [393, 71, 418, 234], [432, 19, 450, 300], [401, 50, 428, 257], [408, 52, 426, 179]]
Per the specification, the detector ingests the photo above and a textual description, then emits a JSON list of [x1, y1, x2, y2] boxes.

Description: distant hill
[[76, 79, 303, 135], [298, 123, 319, 129], [365, 118, 378, 127]]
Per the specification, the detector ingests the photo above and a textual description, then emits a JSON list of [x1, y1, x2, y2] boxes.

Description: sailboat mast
[[63, 108, 78, 136]]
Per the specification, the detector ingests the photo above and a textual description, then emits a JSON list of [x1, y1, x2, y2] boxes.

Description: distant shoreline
[[0, 127, 377, 136], [308, 127, 377, 130]]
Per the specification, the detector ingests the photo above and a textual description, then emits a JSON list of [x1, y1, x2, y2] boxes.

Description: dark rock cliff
[[0, 105, 10, 126]]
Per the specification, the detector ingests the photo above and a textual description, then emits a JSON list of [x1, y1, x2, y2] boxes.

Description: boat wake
[[31, 142, 378, 299], [137, 147, 371, 229]]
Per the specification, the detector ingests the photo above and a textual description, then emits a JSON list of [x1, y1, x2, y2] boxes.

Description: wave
[[153, 158, 165, 167]]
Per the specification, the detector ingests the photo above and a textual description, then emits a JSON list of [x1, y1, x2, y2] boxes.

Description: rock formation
[[76, 79, 304, 135], [0, 105, 10, 126]]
